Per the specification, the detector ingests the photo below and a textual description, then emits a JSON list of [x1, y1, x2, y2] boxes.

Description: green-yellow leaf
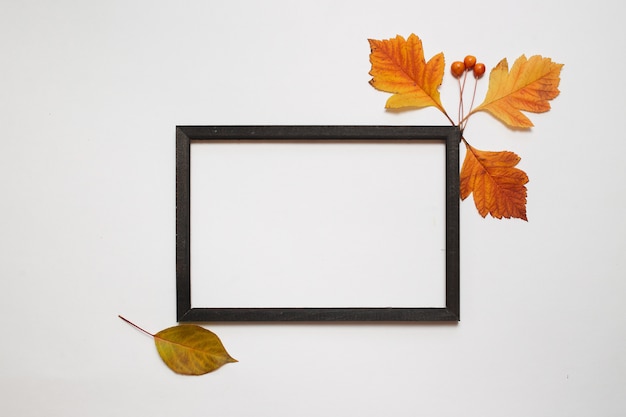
[[119, 315, 237, 376], [154, 324, 237, 375]]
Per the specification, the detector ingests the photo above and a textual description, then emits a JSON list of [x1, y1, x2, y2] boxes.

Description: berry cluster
[[450, 55, 485, 79], [449, 55, 486, 129]]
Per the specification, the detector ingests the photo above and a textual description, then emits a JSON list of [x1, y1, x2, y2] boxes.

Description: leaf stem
[[457, 77, 463, 125], [439, 107, 455, 126], [461, 71, 469, 122], [118, 315, 154, 337], [462, 77, 479, 131], [459, 77, 480, 130]]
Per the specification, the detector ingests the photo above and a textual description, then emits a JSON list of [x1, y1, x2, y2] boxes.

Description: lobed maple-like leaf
[[460, 142, 529, 220], [368, 34, 447, 114], [119, 316, 237, 376], [469, 55, 563, 128]]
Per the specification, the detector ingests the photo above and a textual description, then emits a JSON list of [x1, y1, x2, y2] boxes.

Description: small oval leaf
[[154, 324, 237, 375]]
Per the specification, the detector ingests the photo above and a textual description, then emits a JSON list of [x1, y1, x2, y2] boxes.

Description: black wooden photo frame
[[176, 125, 460, 322]]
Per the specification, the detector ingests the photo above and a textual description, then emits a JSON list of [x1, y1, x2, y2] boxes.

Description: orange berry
[[473, 63, 486, 78], [464, 55, 476, 69], [450, 61, 465, 78]]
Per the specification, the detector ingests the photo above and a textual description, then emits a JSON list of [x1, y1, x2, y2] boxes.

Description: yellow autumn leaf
[[119, 316, 237, 376], [469, 55, 563, 128], [368, 34, 447, 114]]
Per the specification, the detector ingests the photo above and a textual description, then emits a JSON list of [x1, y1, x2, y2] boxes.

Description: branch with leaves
[[368, 34, 563, 220]]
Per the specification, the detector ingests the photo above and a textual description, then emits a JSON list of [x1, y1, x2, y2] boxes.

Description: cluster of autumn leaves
[[368, 34, 563, 220]]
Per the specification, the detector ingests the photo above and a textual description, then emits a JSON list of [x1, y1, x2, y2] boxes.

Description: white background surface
[[190, 141, 446, 308], [1, 1, 625, 416]]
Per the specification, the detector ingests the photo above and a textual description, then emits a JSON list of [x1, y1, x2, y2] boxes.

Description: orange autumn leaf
[[469, 55, 563, 128], [368, 34, 447, 114], [460, 142, 529, 220]]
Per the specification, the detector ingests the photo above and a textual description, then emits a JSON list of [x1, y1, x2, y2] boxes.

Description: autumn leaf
[[368, 34, 448, 115], [119, 315, 237, 375], [469, 55, 563, 128], [460, 142, 529, 220]]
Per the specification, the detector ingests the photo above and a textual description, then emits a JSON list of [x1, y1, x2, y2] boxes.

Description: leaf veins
[[154, 325, 237, 375], [460, 142, 529, 220], [469, 55, 563, 128], [368, 34, 448, 116], [119, 315, 237, 376]]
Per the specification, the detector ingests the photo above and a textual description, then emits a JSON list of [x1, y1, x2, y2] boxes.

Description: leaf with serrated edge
[[460, 142, 529, 220], [470, 55, 563, 128], [154, 325, 237, 375], [368, 34, 447, 114]]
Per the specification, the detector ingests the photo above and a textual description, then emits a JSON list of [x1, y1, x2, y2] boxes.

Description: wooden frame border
[[176, 126, 460, 321]]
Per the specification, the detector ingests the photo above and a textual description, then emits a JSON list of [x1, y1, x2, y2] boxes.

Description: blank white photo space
[[190, 141, 446, 308]]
